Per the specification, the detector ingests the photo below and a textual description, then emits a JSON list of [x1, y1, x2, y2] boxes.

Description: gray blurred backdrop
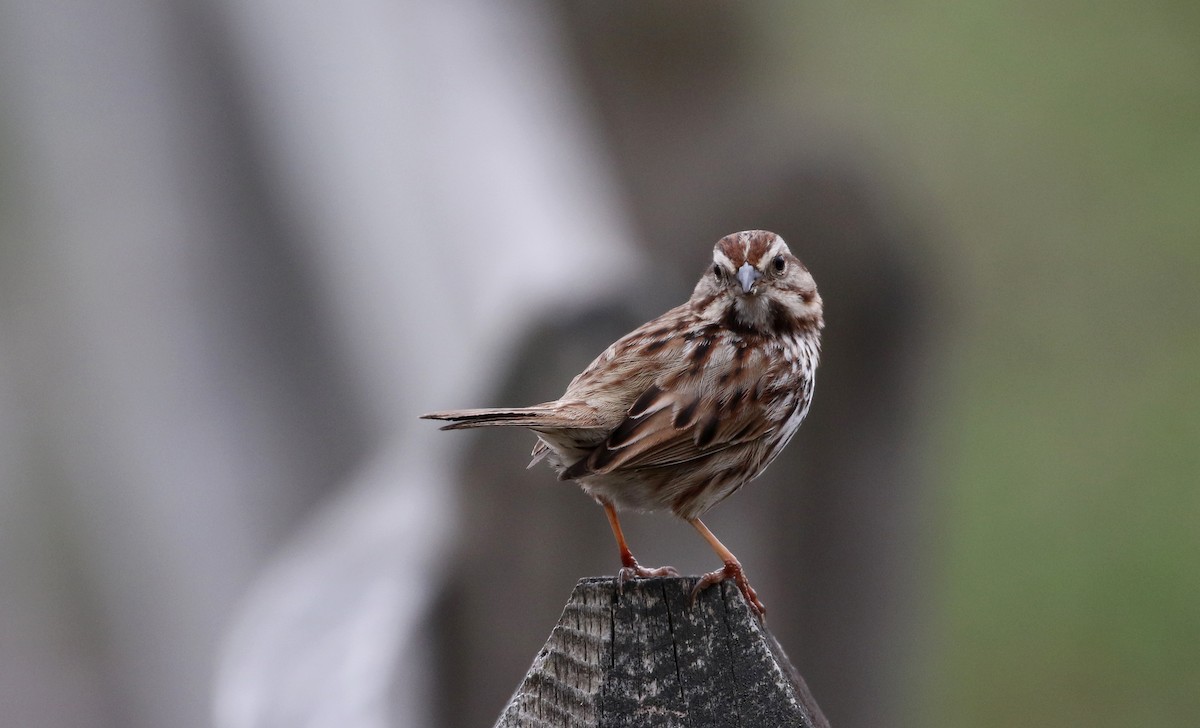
[[1, 2, 1197, 728]]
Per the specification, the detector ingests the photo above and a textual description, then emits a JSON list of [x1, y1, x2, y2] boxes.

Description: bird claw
[[691, 559, 767, 619], [615, 562, 681, 593]]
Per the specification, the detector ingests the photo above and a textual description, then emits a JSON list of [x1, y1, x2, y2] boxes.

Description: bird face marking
[[697, 231, 823, 335]]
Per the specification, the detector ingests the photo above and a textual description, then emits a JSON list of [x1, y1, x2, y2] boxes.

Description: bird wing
[[552, 307, 786, 480], [561, 364, 778, 480]]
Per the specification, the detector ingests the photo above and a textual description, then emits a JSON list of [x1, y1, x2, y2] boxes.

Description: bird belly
[[576, 472, 670, 514], [575, 441, 771, 521]]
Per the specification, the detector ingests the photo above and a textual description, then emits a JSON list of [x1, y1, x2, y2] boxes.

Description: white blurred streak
[[210, 1, 635, 728], [215, 0, 636, 427], [217, 442, 445, 728], [0, 0, 635, 726]]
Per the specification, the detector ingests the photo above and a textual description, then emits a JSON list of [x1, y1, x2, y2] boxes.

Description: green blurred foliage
[[757, 2, 1200, 726]]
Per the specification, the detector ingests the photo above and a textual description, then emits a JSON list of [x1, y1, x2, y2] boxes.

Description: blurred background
[[1, 1, 1197, 728]]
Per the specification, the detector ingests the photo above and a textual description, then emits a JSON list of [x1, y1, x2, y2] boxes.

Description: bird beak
[[737, 263, 761, 294]]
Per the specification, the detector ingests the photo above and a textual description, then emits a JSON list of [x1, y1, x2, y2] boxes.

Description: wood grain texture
[[495, 577, 829, 727]]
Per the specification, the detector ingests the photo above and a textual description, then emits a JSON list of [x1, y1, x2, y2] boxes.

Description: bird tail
[[420, 405, 563, 431]]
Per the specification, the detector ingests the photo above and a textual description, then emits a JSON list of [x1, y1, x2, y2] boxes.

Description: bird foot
[[616, 561, 680, 593], [691, 559, 767, 619]]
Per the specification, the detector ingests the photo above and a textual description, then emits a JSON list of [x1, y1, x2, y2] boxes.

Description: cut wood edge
[[495, 576, 829, 727]]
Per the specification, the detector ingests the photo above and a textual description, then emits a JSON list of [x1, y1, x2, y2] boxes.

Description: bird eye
[[712, 263, 724, 280], [772, 255, 786, 273]]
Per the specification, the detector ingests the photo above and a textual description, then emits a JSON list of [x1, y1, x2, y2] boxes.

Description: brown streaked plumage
[[422, 230, 823, 617]]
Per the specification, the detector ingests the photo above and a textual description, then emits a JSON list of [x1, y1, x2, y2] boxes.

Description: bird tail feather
[[420, 406, 562, 431]]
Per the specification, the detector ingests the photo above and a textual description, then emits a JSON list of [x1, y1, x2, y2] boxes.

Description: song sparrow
[[422, 230, 823, 617]]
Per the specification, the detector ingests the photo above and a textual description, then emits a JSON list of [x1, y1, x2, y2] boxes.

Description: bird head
[[691, 230, 824, 335]]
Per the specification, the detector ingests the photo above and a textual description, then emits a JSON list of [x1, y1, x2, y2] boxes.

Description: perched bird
[[422, 230, 823, 616]]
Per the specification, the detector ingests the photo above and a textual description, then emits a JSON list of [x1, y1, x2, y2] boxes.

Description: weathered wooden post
[[495, 576, 829, 727]]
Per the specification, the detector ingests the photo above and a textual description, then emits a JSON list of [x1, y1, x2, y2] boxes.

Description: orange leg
[[601, 501, 679, 589], [689, 518, 766, 618]]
